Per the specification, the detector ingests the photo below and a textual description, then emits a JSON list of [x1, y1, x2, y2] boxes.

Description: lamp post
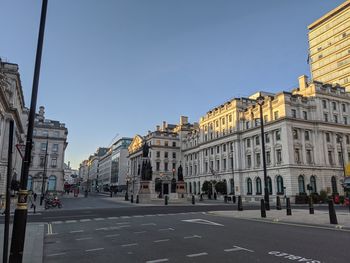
[[85, 161, 90, 197], [256, 95, 270, 210]]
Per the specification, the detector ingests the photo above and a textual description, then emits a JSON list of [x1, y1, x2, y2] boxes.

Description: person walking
[[28, 192, 36, 214]]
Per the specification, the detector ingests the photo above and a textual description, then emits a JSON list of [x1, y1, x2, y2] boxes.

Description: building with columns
[[182, 76, 350, 201], [0, 59, 27, 196]]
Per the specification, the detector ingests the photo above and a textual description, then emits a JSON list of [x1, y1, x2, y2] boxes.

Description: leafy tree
[[215, 181, 227, 194]]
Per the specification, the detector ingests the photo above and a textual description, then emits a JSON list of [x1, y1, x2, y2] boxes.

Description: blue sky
[[1, 0, 345, 169]]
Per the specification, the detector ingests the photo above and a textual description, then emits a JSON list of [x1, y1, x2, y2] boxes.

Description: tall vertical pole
[[3, 120, 14, 263], [9, 1, 48, 262], [40, 135, 49, 205]]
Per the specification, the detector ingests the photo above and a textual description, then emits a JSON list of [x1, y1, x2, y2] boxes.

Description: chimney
[[156, 125, 160, 131], [298, 75, 308, 90], [37, 106, 45, 121], [180, 116, 188, 125], [162, 121, 167, 130]]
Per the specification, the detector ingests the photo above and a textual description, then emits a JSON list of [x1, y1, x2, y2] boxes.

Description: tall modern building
[[308, 0, 350, 91]]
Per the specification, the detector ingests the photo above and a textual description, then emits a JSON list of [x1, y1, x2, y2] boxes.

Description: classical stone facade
[[182, 76, 350, 201], [0, 59, 27, 196], [28, 106, 68, 193]]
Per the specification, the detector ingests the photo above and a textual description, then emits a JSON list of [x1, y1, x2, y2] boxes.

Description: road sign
[[15, 144, 26, 159]]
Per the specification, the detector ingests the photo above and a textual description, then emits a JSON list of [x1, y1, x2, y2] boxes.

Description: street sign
[[15, 144, 26, 159]]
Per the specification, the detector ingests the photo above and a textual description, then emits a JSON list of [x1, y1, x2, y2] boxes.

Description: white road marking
[[118, 225, 131, 228], [86, 248, 104, 252], [47, 223, 52, 235], [134, 231, 146, 234], [121, 216, 130, 219], [153, 239, 170, 243], [145, 214, 156, 217], [184, 235, 202, 239], [116, 222, 130, 225], [157, 214, 165, 216], [70, 230, 84, 233], [187, 252, 208, 258], [105, 234, 120, 238], [133, 215, 144, 218], [52, 221, 63, 224], [182, 219, 224, 226], [94, 218, 105, 221], [95, 227, 108, 231], [107, 217, 119, 220], [76, 237, 92, 241], [141, 223, 156, 226], [65, 220, 77, 223], [80, 219, 91, 222], [121, 243, 138, 247], [224, 246, 254, 253], [146, 259, 169, 263], [159, 228, 174, 231], [47, 252, 66, 257]]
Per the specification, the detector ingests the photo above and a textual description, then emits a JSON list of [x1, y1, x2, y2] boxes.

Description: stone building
[[27, 106, 68, 193], [0, 59, 27, 196], [182, 76, 350, 201]]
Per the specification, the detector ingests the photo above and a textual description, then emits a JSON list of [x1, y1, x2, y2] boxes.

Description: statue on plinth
[[177, 165, 183, 181]]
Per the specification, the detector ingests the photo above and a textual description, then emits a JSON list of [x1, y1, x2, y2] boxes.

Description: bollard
[[125, 192, 129, 201], [328, 200, 338, 224], [136, 195, 139, 204], [214, 192, 217, 200], [192, 195, 195, 205], [276, 196, 281, 210], [164, 195, 168, 205], [232, 195, 236, 204], [260, 199, 266, 218], [131, 194, 134, 203], [224, 195, 227, 203], [237, 195, 243, 211], [200, 194, 203, 201], [110, 191, 113, 197], [286, 197, 292, 216], [309, 196, 314, 214]]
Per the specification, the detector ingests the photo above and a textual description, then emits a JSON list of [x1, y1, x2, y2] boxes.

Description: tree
[[215, 181, 227, 194], [201, 181, 211, 194]]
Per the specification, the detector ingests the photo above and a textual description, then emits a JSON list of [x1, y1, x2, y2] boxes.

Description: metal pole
[[40, 136, 48, 205], [9, 1, 48, 262], [3, 120, 14, 263], [259, 103, 270, 210]]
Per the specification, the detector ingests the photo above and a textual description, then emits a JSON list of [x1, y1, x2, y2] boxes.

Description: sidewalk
[[0, 223, 45, 263], [210, 208, 350, 229]]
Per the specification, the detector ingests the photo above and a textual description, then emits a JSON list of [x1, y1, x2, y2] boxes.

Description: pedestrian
[[28, 192, 36, 214], [33, 192, 37, 202]]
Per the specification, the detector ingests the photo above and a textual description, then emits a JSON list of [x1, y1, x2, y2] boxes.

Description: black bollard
[[192, 195, 195, 205], [309, 196, 314, 214], [232, 195, 236, 204], [136, 195, 139, 204], [260, 199, 266, 218], [131, 194, 134, 203], [224, 195, 227, 203], [286, 197, 292, 216], [110, 191, 113, 197], [238, 195, 243, 211], [214, 192, 217, 200], [328, 200, 338, 224], [165, 195, 168, 205], [200, 194, 203, 201], [125, 192, 129, 201], [276, 196, 281, 210]]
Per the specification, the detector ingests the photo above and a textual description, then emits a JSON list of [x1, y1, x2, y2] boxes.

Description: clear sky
[[1, 0, 346, 169]]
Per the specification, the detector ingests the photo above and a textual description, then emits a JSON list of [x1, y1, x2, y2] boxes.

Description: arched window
[[277, 176, 284, 194], [267, 176, 272, 194], [27, 175, 33, 191], [298, 175, 305, 194], [47, 175, 57, 191], [331, 176, 338, 194], [310, 176, 317, 193], [247, 178, 252, 195], [256, 177, 262, 195]]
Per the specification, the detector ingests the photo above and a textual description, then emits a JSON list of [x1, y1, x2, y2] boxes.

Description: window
[[306, 150, 312, 164], [156, 140, 161, 145], [344, 117, 348, 125], [229, 115, 232, 122], [342, 104, 346, 113], [164, 152, 168, 158], [247, 178, 252, 195], [276, 149, 282, 163], [172, 152, 176, 159], [266, 151, 271, 164], [322, 100, 327, 109], [264, 115, 268, 123], [164, 162, 168, 171], [293, 129, 298, 139], [51, 158, 57, 167], [328, 151, 334, 165], [205, 162, 208, 173], [291, 109, 296, 118], [53, 131, 59, 137], [210, 148, 214, 155], [47, 176, 57, 191], [267, 177, 272, 194], [346, 135, 350, 144], [265, 133, 270, 143], [216, 160, 220, 171], [52, 144, 58, 152], [334, 115, 338, 123], [172, 142, 176, 147], [255, 153, 261, 166], [156, 151, 160, 158], [223, 159, 226, 170], [326, 132, 331, 142], [303, 111, 308, 120], [223, 144, 226, 152], [275, 130, 281, 141], [156, 162, 160, 171], [42, 130, 48, 137], [331, 176, 338, 194], [40, 156, 45, 167], [216, 120, 219, 127], [222, 118, 225, 125], [41, 143, 47, 151], [27, 176, 33, 190], [298, 175, 305, 194], [276, 176, 284, 194], [294, 149, 300, 163], [216, 146, 220, 154], [338, 152, 343, 165], [172, 163, 176, 170], [255, 136, 260, 145], [256, 178, 262, 195], [332, 102, 337, 111], [310, 176, 317, 193], [205, 149, 208, 156], [247, 155, 252, 168], [324, 113, 328, 122], [274, 111, 279, 120], [305, 130, 310, 141], [164, 141, 168, 146], [246, 138, 251, 147]]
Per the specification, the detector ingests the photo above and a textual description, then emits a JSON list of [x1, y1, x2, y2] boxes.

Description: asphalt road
[[43, 211, 349, 263]]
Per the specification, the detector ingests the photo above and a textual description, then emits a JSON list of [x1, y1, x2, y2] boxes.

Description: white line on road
[[93, 218, 105, 221], [86, 248, 105, 252], [118, 225, 131, 228], [80, 219, 91, 222], [141, 223, 156, 226], [70, 230, 84, 233], [158, 228, 174, 231], [105, 234, 120, 238], [184, 235, 202, 239], [121, 216, 130, 219], [121, 243, 138, 247], [47, 223, 53, 235], [133, 215, 144, 218], [146, 259, 169, 263], [116, 222, 130, 225], [47, 252, 66, 257], [145, 214, 156, 217], [107, 217, 119, 220], [76, 237, 93, 241], [134, 231, 146, 234], [224, 246, 254, 253], [52, 221, 63, 224], [65, 220, 77, 223], [153, 239, 170, 243], [95, 228, 108, 231], [186, 252, 208, 258]]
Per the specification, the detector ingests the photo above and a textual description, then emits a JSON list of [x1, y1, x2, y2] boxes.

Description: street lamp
[[256, 95, 270, 210], [85, 161, 90, 197]]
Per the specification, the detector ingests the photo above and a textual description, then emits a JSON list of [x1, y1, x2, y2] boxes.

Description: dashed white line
[[85, 248, 104, 252], [105, 234, 120, 238], [157, 214, 165, 216], [184, 235, 202, 239], [145, 214, 156, 217], [121, 243, 138, 247], [107, 217, 119, 220], [93, 218, 105, 221], [116, 222, 130, 225], [141, 223, 156, 226], [146, 259, 169, 263], [224, 246, 254, 253], [187, 252, 208, 258], [158, 228, 174, 231], [52, 221, 63, 224], [76, 237, 92, 241], [65, 220, 77, 223], [70, 230, 84, 233], [133, 215, 144, 218], [47, 252, 66, 257], [134, 231, 146, 234], [121, 216, 130, 219], [80, 219, 91, 222], [95, 228, 108, 231], [153, 239, 170, 243]]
